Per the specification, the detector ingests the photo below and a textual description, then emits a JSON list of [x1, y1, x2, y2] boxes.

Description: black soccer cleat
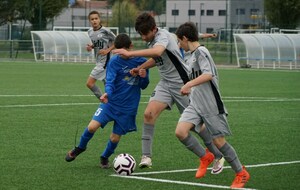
[[100, 156, 110, 169], [65, 147, 85, 162]]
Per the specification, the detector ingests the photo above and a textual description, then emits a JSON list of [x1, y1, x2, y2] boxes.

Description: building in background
[[166, 0, 264, 34]]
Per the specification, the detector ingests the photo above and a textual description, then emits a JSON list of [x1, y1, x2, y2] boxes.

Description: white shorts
[[179, 104, 232, 138], [90, 65, 106, 81], [149, 80, 189, 113]]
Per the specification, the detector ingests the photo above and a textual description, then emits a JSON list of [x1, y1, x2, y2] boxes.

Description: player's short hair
[[114, 33, 132, 49], [88, 10, 100, 20], [175, 22, 199, 42], [135, 12, 156, 35]]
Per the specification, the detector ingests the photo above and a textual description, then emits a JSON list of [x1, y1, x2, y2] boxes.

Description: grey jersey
[[148, 29, 190, 86], [88, 26, 115, 66], [188, 46, 227, 115]]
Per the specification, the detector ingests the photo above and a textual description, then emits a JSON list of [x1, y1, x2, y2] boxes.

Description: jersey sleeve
[[139, 69, 150, 90], [153, 31, 169, 48], [105, 57, 118, 97]]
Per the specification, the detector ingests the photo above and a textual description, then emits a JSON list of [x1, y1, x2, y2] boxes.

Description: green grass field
[[0, 61, 299, 190]]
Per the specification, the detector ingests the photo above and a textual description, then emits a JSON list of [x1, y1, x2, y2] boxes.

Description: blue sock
[[101, 140, 118, 158], [78, 127, 94, 149]]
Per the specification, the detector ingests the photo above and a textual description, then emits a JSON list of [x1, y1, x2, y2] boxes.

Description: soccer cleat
[[211, 156, 225, 174], [139, 155, 152, 168], [230, 166, 250, 189], [100, 156, 110, 169], [195, 151, 214, 178], [65, 147, 85, 162]]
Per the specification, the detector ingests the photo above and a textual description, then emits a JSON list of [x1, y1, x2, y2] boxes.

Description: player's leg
[[209, 114, 250, 188], [213, 137, 250, 188], [140, 100, 168, 168], [101, 113, 137, 168], [192, 124, 224, 174], [100, 133, 121, 168], [86, 76, 102, 99], [65, 119, 101, 162], [176, 106, 214, 178], [140, 82, 172, 168], [87, 66, 105, 99]]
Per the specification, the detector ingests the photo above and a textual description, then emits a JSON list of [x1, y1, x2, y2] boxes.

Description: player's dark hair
[[175, 22, 199, 42], [135, 12, 156, 35], [114, 33, 132, 49], [88, 10, 100, 19]]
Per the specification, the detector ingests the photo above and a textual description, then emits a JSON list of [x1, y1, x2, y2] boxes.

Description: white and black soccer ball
[[113, 153, 136, 175]]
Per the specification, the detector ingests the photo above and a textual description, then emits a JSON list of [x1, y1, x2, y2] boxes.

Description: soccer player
[[175, 22, 250, 188], [113, 12, 224, 174], [86, 10, 116, 100], [65, 33, 149, 168]]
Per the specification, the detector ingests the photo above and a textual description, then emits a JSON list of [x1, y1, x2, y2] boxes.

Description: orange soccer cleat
[[195, 151, 214, 178], [230, 166, 250, 189]]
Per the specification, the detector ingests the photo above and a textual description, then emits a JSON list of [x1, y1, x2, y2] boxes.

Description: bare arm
[[99, 44, 115, 55], [130, 58, 156, 76], [180, 73, 212, 95], [113, 45, 165, 58]]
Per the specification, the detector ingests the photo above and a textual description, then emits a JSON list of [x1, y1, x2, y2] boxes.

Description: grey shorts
[[90, 65, 106, 81], [149, 80, 189, 113], [179, 104, 232, 138]]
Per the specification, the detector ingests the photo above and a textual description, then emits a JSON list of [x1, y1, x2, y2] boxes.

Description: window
[[172, 9, 179, 16], [206, 10, 214, 16], [206, 28, 214, 33], [218, 10, 226, 16], [200, 9, 205, 16], [236, 8, 245, 15], [250, 8, 259, 14], [188, 9, 195, 16]]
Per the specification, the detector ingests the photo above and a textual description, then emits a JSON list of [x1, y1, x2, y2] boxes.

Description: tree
[[108, 0, 166, 15], [265, 0, 300, 29], [0, 0, 68, 30], [110, 0, 139, 33]]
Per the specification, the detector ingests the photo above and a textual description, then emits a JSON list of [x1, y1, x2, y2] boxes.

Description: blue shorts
[[92, 104, 137, 135]]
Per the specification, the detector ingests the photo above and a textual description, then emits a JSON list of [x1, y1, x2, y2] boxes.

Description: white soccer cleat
[[139, 155, 152, 168], [211, 156, 225, 174]]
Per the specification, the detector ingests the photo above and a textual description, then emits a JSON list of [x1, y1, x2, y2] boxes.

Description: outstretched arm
[[113, 44, 165, 58]]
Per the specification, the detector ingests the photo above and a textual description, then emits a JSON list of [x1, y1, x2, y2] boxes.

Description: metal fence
[[0, 39, 238, 66]]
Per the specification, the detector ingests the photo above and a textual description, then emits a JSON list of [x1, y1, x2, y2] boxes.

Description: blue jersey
[[105, 55, 149, 115]]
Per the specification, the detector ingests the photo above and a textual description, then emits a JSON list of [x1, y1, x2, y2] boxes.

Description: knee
[[213, 137, 226, 149], [144, 111, 155, 123], [86, 82, 93, 89], [110, 134, 121, 143], [175, 127, 187, 140]]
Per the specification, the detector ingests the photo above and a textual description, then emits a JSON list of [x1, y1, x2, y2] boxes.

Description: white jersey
[[148, 28, 190, 86], [87, 26, 116, 67], [188, 46, 227, 115]]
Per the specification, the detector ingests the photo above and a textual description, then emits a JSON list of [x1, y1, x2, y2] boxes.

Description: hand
[[130, 68, 139, 77], [100, 93, 108, 103], [86, 44, 93, 51], [138, 69, 147, 78], [112, 49, 130, 57], [180, 83, 192, 95], [98, 49, 109, 55]]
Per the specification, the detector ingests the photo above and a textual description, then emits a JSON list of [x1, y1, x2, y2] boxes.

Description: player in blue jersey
[[86, 11, 116, 100], [65, 33, 149, 168]]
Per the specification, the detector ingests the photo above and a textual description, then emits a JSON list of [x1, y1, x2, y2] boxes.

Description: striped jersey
[[188, 46, 227, 115], [87, 26, 116, 66], [148, 28, 190, 86]]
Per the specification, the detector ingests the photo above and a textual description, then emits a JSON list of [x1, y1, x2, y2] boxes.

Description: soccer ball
[[113, 153, 136, 176]]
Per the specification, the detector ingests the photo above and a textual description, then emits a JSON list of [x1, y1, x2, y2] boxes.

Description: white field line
[[0, 95, 299, 108], [110, 160, 300, 190]]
